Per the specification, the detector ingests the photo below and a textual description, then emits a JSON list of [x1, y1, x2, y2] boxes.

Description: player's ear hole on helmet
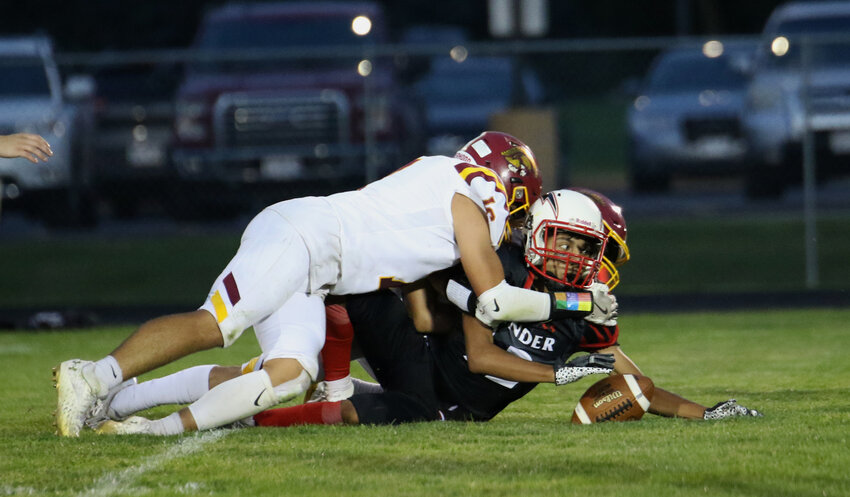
[[603, 243, 622, 264]]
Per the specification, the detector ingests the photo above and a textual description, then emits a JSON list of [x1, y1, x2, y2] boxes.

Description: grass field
[[1, 308, 848, 496]]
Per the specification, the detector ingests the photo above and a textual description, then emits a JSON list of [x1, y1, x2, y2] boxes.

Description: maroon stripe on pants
[[223, 272, 241, 305]]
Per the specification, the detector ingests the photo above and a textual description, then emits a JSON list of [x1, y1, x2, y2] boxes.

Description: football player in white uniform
[[88, 189, 616, 432], [55, 132, 613, 437]]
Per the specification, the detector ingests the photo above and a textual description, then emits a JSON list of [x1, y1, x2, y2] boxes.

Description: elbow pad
[[474, 280, 551, 327]]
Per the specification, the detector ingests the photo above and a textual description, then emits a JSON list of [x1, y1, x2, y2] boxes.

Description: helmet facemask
[[524, 189, 608, 290], [527, 220, 606, 290]]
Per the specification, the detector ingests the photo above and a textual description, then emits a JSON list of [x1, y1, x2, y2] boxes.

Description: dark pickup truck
[[170, 1, 423, 214]]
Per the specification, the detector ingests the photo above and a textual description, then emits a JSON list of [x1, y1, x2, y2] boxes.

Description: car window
[[647, 53, 747, 93], [199, 18, 377, 50], [764, 15, 850, 69], [192, 17, 381, 73], [415, 58, 513, 102], [0, 57, 50, 96]]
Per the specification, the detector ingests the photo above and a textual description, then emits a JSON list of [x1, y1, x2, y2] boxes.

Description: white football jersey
[[271, 155, 510, 295]]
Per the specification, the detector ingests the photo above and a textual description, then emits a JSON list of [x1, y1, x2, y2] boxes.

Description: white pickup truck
[[0, 35, 96, 226]]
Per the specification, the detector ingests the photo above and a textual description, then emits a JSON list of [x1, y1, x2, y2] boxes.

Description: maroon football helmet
[[569, 187, 630, 289], [456, 131, 542, 220]]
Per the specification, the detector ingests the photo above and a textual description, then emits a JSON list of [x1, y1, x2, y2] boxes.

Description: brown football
[[571, 374, 655, 424]]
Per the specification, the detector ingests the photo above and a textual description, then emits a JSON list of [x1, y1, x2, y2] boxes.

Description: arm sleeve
[[474, 280, 593, 325]]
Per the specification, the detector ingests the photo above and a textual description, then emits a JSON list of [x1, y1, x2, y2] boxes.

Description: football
[[571, 374, 655, 424]]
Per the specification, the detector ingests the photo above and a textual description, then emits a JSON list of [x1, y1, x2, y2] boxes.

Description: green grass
[[1, 213, 848, 308], [1, 308, 849, 496], [620, 213, 850, 294]]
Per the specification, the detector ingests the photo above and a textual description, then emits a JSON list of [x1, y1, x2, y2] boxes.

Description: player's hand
[[585, 282, 618, 326], [553, 353, 615, 386], [0, 133, 52, 163]]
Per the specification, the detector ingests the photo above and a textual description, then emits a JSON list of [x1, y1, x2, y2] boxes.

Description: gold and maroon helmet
[[569, 187, 630, 290], [456, 131, 542, 220]]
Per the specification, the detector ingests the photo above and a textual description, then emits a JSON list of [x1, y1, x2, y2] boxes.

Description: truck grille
[[214, 91, 349, 148]]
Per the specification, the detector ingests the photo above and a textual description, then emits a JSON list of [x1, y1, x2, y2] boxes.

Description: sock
[[148, 412, 185, 436], [351, 377, 383, 394], [91, 356, 123, 392], [324, 376, 353, 398], [254, 402, 343, 427], [322, 305, 354, 381], [110, 365, 215, 419]]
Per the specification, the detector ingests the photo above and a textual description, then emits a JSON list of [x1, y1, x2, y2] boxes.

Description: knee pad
[[273, 370, 312, 404]]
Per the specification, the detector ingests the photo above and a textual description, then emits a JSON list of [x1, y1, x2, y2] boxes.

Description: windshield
[[646, 52, 747, 93], [0, 57, 50, 97], [192, 17, 378, 73], [764, 15, 850, 68]]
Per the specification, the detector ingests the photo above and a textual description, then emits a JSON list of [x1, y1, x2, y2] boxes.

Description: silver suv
[[0, 36, 95, 225], [743, 1, 850, 197]]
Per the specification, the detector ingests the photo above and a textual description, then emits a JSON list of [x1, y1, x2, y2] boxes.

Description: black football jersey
[[428, 245, 586, 421]]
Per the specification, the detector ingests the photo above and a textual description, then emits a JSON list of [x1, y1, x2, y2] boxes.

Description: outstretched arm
[[0, 133, 52, 162], [603, 345, 712, 419]]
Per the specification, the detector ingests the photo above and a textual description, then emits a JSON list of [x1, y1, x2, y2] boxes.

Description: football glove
[[553, 353, 615, 386], [703, 399, 763, 420], [585, 282, 618, 326]]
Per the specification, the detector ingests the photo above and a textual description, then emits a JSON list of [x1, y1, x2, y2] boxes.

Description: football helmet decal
[[456, 131, 542, 219], [525, 190, 607, 290], [569, 187, 630, 290]]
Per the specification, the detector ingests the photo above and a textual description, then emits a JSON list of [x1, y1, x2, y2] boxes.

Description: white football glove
[[585, 282, 618, 326], [703, 399, 763, 420], [553, 353, 615, 386]]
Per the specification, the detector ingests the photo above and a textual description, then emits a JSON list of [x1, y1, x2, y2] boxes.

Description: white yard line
[[78, 430, 229, 497]]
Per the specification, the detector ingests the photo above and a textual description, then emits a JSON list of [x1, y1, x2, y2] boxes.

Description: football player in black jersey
[[566, 188, 761, 420]]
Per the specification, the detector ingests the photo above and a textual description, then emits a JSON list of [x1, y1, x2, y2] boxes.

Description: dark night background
[[1, 0, 790, 52]]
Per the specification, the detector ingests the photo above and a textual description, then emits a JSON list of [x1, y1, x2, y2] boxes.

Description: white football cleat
[[85, 377, 138, 429], [54, 359, 100, 437], [305, 377, 355, 403], [96, 416, 153, 435]]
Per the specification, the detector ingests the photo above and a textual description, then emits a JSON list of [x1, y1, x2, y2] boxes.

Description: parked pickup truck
[[170, 2, 423, 215], [0, 35, 96, 226]]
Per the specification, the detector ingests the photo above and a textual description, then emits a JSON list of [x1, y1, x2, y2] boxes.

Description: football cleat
[[95, 416, 153, 435], [305, 378, 355, 403], [85, 377, 138, 429], [55, 359, 100, 437], [703, 399, 763, 420]]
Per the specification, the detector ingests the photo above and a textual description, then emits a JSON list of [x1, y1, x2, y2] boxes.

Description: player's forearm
[[462, 314, 555, 383], [448, 279, 593, 324], [466, 344, 555, 383], [647, 387, 706, 419]]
